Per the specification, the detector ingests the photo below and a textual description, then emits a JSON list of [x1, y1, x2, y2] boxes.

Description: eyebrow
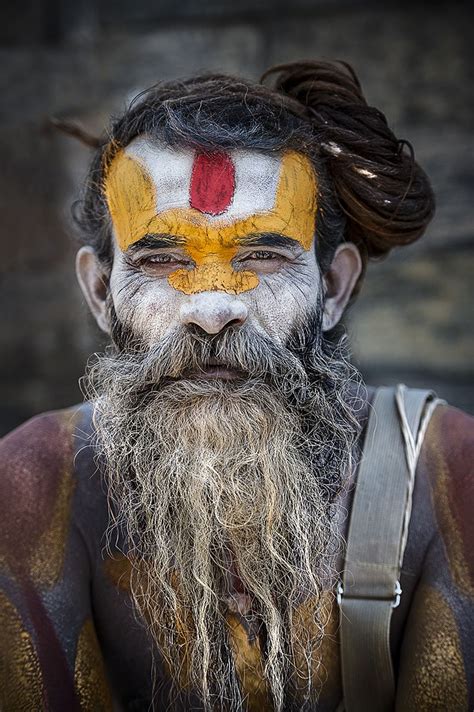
[[127, 231, 301, 253], [239, 232, 301, 250], [127, 233, 185, 252]]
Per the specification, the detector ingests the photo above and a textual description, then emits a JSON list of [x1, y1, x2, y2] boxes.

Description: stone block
[[349, 246, 474, 411]]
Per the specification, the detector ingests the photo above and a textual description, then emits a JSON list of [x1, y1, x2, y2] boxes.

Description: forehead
[[104, 138, 318, 252], [129, 139, 282, 218]]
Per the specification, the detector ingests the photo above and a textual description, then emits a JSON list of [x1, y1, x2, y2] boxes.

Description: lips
[[184, 361, 243, 380]]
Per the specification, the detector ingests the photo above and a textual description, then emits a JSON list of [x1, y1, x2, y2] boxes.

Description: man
[[0, 61, 472, 711]]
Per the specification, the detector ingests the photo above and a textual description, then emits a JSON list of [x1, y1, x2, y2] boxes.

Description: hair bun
[[262, 60, 435, 268]]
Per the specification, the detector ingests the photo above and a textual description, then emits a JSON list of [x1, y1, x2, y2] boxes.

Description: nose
[[179, 292, 248, 335]]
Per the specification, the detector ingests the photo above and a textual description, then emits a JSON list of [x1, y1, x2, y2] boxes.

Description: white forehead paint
[[125, 137, 281, 223], [127, 139, 195, 213]]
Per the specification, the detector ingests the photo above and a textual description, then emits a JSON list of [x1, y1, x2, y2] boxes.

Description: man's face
[[82, 136, 362, 707], [104, 137, 321, 346]]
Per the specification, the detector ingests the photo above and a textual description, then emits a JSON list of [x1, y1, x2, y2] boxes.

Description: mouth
[[184, 361, 244, 381]]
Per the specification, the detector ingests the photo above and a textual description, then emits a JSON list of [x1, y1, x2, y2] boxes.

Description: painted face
[[104, 137, 322, 345], [105, 138, 317, 295]]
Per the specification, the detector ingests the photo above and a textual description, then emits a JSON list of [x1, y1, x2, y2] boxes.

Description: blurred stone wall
[[1, 0, 473, 435]]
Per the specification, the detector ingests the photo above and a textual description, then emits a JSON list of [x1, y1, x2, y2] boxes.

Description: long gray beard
[[83, 311, 363, 711]]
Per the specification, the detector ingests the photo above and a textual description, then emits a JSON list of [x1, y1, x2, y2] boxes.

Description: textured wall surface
[[1, 0, 473, 435]]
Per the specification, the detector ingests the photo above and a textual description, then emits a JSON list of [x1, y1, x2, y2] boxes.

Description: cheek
[[250, 286, 310, 342], [246, 258, 322, 342], [109, 270, 183, 344]]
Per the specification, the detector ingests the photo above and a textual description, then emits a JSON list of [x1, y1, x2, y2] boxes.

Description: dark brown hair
[[75, 60, 435, 296]]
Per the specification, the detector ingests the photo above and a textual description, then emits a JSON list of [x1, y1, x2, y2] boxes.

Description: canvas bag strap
[[339, 384, 438, 712]]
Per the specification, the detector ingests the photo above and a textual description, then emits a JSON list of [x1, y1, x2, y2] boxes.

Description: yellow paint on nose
[[104, 148, 318, 294], [169, 254, 259, 295]]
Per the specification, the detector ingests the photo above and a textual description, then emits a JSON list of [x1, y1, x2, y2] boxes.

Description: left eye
[[245, 251, 278, 260]]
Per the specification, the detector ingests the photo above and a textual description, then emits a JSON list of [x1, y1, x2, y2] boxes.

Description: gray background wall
[[1, 0, 473, 435]]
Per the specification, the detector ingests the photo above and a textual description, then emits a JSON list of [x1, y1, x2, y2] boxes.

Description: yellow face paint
[[104, 142, 318, 295]]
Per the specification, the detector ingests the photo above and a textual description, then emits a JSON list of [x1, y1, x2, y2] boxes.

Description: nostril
[[226, 318, 244, 329], [180, 293, 248, 334], [186, 323, 210, 337]]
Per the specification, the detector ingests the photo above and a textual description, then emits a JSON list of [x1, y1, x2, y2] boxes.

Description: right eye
[[132, 253, 194, 273], [145, 254, 175, 264]]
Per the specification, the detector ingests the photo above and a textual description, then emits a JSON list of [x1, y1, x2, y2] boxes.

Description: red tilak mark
[[190, 151, 235, 216]]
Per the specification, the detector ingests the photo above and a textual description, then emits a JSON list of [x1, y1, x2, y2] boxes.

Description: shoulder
[[0, 407, 82, 506], [422, 401, 474, 460], [396, 403, 474, 709], [420, 402, 474, 501], [0, 406, 81, 455], [418, 402, 474, 596], [0, 407, 85, 580]]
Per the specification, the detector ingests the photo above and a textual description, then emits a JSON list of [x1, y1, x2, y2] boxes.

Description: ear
[[322, 242, 362, 331], [76, 246, 111, 334]]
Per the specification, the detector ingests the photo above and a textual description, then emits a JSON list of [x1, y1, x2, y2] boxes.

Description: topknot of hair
[[262, 60, 435, 275]]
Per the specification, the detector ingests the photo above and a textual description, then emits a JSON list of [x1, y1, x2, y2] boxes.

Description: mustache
[[104, 305, 329, 404]]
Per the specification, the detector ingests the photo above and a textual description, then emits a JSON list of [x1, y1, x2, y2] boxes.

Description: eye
[[146, 254, 175, 264], [137, 253, 192, 267], [129, 252, 194, 273], [245, 250, 280, 261]]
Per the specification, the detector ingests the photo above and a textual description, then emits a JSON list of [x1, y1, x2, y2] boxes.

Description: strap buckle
[[337, 579, 402, 609], [392, 579, 402, 608]]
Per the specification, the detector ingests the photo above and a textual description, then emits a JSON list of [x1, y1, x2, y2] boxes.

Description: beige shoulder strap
[[338, 384, 440, 712]]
